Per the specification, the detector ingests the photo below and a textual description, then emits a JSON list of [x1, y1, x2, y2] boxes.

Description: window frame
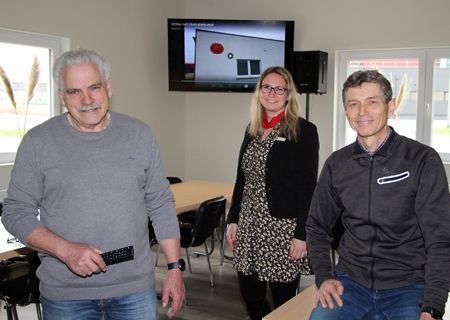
[[335, 47, 450, 163], [0, 28, 69, 164], [236, 59, 261, 78]]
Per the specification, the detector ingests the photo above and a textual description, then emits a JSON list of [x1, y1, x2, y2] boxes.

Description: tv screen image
[[168, 19, 295, 92]]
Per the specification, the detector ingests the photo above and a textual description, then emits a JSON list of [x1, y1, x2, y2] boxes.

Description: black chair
[[0, 265, 11, 281], [166, 177, 182, 185], [148, 218, 158, 247], [155, 177, 197, 266], [167, 177, 197, 222], [0, 203, 29, 266], [179, 196, 226, 287], [0, 251, 42, 320]]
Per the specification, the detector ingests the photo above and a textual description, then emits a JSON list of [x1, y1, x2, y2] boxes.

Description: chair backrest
[[0, 251, 41, 306], [167, 177, 182, 184], [191, 196, 226, 240], [0, 265, 11, 281], [148, 218, 157, 246], [26, 251, 41, 303]]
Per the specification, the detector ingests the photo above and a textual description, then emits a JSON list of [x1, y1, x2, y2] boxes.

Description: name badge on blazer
[[276, 137, 286, 142]]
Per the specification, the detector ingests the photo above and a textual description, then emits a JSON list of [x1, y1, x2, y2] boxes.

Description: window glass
[[236, 59, 261, 78], [0, 28, 68, 164], [337, 48, 450, 162], [431, 57, 450, 155], [345, 59, 419, 144], [0, 43, 51, 154], [237, 59, 248, 76], [249, 60, 261, 75]]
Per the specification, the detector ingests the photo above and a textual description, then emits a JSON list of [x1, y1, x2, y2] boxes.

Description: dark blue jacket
[[227, 118, 319, 240]]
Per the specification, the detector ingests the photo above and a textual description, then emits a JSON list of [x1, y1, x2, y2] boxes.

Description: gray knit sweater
[[2, 111, 180, 300]]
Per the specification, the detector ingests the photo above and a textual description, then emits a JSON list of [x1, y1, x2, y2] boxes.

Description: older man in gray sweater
[[2, 48, 184, 319]]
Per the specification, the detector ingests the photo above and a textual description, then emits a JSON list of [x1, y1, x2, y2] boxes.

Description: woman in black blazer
[[226, 66, 319, 320]]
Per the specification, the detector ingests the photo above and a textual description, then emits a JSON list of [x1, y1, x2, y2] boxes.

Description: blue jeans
[[309, 270, 423, 320], [40, 287, 158, 320]]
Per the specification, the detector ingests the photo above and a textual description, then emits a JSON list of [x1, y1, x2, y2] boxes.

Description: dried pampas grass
[[25, 56, 40, 107], [394, 74, 407, 125], [23, 56, 41, 136], [0, 65, 17, 110], [0, 64, 21, 137], [0, 55, 40, 138], [395, 74, 407, 114]]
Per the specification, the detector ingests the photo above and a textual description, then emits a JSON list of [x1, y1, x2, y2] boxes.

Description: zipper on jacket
[[368, 156, 377, 288]]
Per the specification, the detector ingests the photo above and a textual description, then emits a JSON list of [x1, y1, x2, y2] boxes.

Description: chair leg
[[220, 238, 225, 266], [215, 228, 225, 266], [219, 209, 226, 266], [182, 282, 187, 306], [185, 248, 193, 274], [11, 305, 19, 320], [36, 302, 43, 320], [295, 275, 302, 295], [194, 234, 215, 256], [155, 244, 162, 266], [3, 302, 19, 320], [331, 249, 336, 267], [5, 305, 13, 320], [204, 242, 214, 287]]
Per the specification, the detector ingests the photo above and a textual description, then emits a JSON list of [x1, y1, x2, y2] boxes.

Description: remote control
[[101, 246, 134, 266]]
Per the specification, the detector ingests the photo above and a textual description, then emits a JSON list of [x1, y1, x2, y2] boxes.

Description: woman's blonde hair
[[248, 66, 302, 141]]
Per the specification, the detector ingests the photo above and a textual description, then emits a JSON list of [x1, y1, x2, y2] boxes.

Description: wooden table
[[263, 284, 316, 320], [0, 180, 235, 261], [0, 224, 33, 260], [170, 180, 234, 213]]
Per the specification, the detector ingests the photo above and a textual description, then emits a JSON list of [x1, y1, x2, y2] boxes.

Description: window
[[236, 59, 261, 78], [336, 48, 450, 162], [0, 28, 69, 164]]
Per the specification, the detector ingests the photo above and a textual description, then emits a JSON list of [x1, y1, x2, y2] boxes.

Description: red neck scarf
[[262, 111, 285, 129]]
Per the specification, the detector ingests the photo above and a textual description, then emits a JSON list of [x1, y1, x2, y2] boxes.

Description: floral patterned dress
[[233, 123, 307, 283]]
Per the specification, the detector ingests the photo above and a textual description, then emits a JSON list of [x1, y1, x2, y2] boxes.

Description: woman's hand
[[226, 223, 238, 250], [289, 238, 307, 260]]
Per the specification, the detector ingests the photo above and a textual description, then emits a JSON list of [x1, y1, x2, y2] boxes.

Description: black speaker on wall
[[291, 51, 328, 94]]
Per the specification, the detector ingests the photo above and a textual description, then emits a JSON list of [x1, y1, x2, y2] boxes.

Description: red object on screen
[[210, 43, 224, 54]]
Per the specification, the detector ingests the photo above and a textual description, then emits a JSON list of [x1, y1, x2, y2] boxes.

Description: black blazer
[[227, 117, 319, 240]]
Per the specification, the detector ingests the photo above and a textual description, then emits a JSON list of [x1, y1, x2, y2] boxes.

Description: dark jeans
[[237, 271, 299, 320]]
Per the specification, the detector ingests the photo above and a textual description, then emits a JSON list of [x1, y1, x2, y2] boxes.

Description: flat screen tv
[[168, 18, 295, 93]]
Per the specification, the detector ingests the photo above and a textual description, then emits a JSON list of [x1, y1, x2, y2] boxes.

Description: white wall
[[184, 0, 450, 183], [0, 0, 449, 191], [0, 0, 187, 190]]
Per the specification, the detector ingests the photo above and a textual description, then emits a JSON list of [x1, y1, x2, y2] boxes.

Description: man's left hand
[[161, 269, 185, 318]]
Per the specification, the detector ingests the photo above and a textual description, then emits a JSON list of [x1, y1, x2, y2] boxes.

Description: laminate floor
[[0, 239, 315, 320], [154, 240, 315, 320]]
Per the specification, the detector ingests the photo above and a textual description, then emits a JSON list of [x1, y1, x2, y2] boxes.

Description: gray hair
[[52, 48, 111, 91], [342, 70, 393, 105]]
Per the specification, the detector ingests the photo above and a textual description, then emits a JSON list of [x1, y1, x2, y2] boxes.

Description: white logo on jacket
[[377, 171, 410, 185]]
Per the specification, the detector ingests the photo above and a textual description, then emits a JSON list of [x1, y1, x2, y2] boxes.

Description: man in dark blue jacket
[[306, 70, 450, 320]]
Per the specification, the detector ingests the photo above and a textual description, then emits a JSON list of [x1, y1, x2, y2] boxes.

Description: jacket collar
[[352, 126, 397, 159]]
